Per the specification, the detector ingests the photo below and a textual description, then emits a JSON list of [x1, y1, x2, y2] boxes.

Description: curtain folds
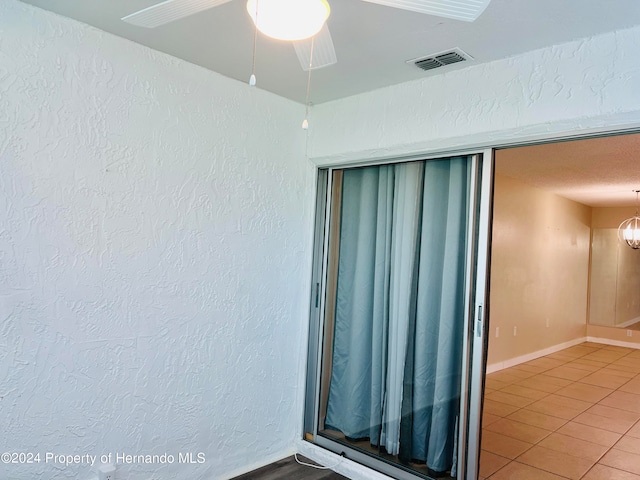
[[324, 157, 470, 476]]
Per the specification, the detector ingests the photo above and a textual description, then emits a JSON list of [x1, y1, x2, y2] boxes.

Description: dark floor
[[231, 455, 349, 480]]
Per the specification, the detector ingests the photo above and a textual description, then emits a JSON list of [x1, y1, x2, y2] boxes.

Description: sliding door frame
[[463, 149, 494, 479], [303, 127, 640, 480], [303, 148, 495, 480]]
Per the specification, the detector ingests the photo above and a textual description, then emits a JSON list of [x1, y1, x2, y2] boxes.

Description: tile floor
[[480, 342, 640, 480]]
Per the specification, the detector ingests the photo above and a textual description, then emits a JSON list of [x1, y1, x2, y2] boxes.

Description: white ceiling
[[17, 0, 640, 205], [18, 0, 640, 104], [496, 134, 640, 208]]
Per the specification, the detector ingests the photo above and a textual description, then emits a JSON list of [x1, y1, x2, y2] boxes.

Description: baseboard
[[615, 317, 640, 328], [586, 336, 640, 349], [486, 337, 587, 374]]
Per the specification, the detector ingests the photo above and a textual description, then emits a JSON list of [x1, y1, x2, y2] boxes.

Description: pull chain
[[249, 0, 258, 86], [302, 36, 315, 130]]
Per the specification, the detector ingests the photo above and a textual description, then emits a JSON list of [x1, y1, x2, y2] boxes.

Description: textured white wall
[[0, 2, 314, 479], [6, 2, 640, 480], [308, 26, 640, 165]]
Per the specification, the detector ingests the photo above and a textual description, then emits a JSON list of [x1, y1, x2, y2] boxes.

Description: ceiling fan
[[121, 0, 492, 72]]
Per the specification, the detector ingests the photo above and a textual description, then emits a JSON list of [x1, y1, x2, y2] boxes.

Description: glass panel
[[316, 157, 473, 479], [616, 240, 640, 326], [589, 228, 640, 328]]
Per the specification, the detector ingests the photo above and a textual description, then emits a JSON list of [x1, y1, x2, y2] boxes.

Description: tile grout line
[[482, 342, 640, 480]]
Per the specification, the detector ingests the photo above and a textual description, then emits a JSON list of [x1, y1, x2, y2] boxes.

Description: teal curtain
[[324, 157, 469, 475]]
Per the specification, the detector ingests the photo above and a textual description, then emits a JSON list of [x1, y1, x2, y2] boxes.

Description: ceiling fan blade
[[121, 0, 233, 28], [360, 0, 491, 22], [293, 24, 337, 71]]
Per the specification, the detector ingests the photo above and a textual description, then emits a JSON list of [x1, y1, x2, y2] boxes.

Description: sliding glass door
[[304, 151, 493, 480]]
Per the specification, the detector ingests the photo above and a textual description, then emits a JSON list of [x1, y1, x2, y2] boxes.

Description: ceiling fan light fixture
[[246, 0, 330, 41]]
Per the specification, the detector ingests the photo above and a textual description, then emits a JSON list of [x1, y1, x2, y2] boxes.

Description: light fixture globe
[[618, 190, 640, 250], [246, 0, 330, 41], [619, 215, 640, 249]]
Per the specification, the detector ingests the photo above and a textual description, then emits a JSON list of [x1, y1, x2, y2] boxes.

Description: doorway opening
[[479, 132, 640, 479]]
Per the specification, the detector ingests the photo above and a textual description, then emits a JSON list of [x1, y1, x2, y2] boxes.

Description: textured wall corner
[[308, 25, 640, 164], [0, 1, 314, 479]]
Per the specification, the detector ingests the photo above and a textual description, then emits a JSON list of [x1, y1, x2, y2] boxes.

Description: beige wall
[[592, 207, 638, 229], [589, 228, 618, 326], [487, 174, 592, 366]]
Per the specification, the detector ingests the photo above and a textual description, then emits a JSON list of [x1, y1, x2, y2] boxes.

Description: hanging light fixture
[[618, 190, 640, 250], [246, 0, 330, 41]]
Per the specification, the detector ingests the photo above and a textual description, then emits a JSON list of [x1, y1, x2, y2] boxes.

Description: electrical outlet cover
[[97, 464, 116, 480]]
